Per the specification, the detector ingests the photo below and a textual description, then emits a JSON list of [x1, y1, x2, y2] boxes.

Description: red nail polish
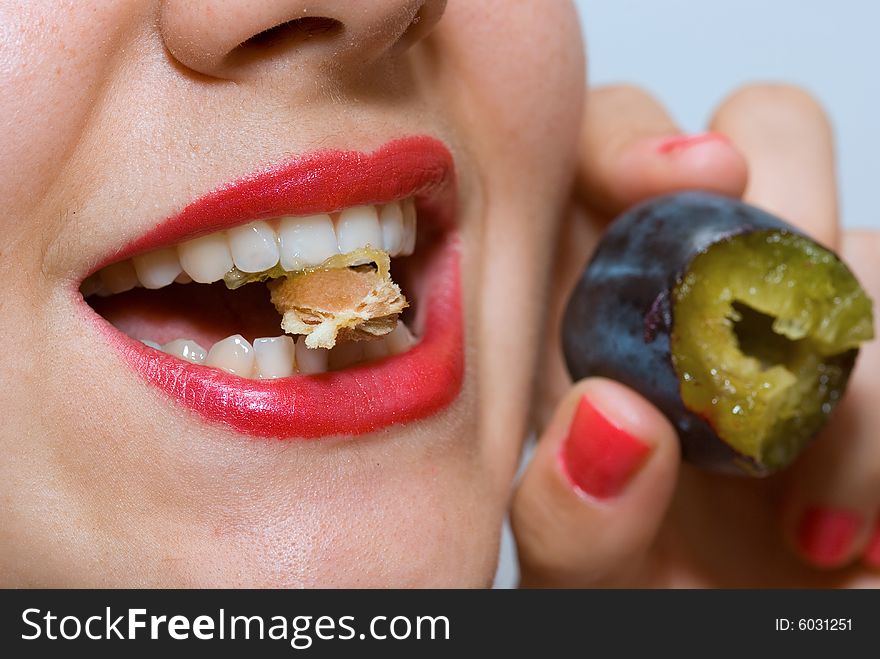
[[796, 506, 861, 567], [864, 523, 880, 568], [559, 395, 652, 499], [656, 132, 730, 154]]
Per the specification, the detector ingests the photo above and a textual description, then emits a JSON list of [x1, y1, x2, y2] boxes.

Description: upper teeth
[[85, 199, 417, 295]]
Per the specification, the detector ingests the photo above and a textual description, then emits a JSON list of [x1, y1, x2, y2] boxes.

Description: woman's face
[[0, 0, 584, 586]]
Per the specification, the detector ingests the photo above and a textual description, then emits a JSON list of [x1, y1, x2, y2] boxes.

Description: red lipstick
[[107, 136, 454, 265], [86, 137, 464, 439]]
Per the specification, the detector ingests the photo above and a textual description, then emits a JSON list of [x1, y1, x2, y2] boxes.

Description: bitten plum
[[562, 192, 874, 476]]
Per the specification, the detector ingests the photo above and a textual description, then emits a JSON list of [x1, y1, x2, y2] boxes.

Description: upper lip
[[98, 135, 455, 271]]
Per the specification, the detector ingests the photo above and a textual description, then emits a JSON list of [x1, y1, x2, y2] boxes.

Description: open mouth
[[77, 137, 464, 439], [85, 198, 421, 375]]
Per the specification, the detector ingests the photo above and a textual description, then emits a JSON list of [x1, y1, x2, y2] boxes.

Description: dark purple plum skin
[[561, 191, 850, 476]]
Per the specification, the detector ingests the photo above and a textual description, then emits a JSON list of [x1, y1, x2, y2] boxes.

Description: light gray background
[[494, 0, 878, 589], [574, 0, 879, 229]]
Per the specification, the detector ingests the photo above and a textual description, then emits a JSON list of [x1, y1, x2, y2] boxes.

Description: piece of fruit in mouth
[[562, 191, 875, 476], [220, 246, 408, 350], [267, 248, 407, 350]]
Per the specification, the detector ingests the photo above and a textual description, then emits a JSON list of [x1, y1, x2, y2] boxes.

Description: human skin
[[3, 1, 877, 589], [0, 0, 584, 586]]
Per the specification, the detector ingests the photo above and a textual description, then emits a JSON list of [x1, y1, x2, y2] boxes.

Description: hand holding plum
[[511, 85, 880, 587]]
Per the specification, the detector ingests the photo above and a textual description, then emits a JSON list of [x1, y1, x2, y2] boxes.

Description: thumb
[[512, 378, 680, 588]]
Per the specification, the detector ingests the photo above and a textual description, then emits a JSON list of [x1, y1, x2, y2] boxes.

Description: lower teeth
[[141, 320, 416, 379]]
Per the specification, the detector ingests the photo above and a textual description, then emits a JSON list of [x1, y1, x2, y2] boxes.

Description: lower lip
[[92, 237, 464, 439]]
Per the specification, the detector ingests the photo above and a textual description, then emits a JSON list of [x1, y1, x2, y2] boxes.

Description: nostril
[[237, 16, 342, 51]]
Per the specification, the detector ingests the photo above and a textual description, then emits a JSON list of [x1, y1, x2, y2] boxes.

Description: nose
[[159, 0, 446, 78]]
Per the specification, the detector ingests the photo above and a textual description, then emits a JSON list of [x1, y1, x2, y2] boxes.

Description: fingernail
[[656, 132, 730, 155], [796, 506, 862, 567], [864, 523, 880, 569], [559, 395, 652, 500]]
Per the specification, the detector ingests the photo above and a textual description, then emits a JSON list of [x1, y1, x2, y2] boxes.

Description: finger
[[780, 396, 878, 570], [578, 84, 748, 216], [710, 84, 839, 247], [779, 230, 880, 569], [512, 378, 680, 588]]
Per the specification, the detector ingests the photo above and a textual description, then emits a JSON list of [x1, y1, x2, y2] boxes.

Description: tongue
[[89, 281, 285, 348]]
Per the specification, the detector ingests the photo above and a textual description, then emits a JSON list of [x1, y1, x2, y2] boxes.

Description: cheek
[[438, 0, 585, 189], [435, 0, 585, 270], [431, 1, 586, 483], [0, 2, 141, 225]]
